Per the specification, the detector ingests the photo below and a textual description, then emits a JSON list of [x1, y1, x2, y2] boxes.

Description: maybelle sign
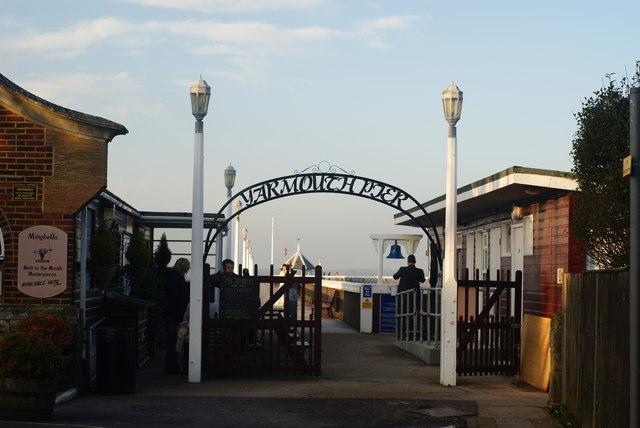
[[17, 225, 68, 298]]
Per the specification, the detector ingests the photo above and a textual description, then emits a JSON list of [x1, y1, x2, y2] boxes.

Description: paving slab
[[29, 321, 562, 428]]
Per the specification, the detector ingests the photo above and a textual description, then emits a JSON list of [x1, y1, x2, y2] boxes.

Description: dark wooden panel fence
[[456, 269, 522, 376], [562, 270, 629, 428]]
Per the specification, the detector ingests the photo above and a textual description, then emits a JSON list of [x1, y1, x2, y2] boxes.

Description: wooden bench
[[322, 290, 339, 319]]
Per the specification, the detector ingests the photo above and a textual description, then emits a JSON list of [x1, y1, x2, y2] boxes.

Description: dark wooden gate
[[456, 270, 522, 376], [202, 265, 322, 376]]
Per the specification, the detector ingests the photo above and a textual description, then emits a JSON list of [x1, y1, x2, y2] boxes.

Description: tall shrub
[[125, 228, 153, 297], [570, 66, 639, 268], [89, 219, 118, 289], [154, 233, 172, 269]]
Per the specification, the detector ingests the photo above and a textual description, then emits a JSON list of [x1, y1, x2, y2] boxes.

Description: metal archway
[[204, 162, 442, 267]]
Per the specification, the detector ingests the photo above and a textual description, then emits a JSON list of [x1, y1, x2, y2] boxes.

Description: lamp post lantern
[[441, 82, 462, 386], [188, 76, 211, 383], [224, 165, 236, 261]]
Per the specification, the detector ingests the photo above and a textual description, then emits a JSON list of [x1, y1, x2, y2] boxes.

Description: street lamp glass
[[190, 77, 211, 120], [442, 83, 463, 126], [224, 164, 236, 190]]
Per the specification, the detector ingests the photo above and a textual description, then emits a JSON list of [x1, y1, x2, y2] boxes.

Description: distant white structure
[[369, 234, 423, 286], [283, 242, 315, 273]]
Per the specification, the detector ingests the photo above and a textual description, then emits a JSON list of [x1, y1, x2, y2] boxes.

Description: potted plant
[[0, 313, 73, 421], [89, 218, 119, 289]]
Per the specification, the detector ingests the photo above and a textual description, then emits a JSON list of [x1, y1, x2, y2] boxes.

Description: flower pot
[[0, 377, 59, 421]]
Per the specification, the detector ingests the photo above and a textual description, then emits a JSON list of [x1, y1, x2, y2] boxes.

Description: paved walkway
[[13, 320, 561, 427]]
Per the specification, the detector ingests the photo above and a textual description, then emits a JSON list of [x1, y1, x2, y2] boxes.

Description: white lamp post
[[224, 164, 236, 261], [246, 240, 251, 271], [188, 76, 211, 383], [441, 82, 462, 386], [241, 228, 248, 269], [233, 200, 242, 274]]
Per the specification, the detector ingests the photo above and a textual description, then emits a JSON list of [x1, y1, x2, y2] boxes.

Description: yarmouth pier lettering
[[238, 174, 409, 209]]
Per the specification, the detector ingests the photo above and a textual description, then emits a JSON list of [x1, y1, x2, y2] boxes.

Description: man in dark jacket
[[393, 254, 426, 293], [393, 254, 425, 340]]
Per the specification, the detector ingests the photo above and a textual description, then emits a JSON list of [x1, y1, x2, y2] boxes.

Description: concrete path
[[9, 320, 561, 427]]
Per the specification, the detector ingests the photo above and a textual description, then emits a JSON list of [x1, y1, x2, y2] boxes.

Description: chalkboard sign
[[220, 276, 260, 320]]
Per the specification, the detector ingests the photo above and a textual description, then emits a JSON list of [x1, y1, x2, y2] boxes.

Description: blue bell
[[387, 241, 404, 259]]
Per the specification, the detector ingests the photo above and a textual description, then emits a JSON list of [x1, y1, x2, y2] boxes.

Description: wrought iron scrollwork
[[294, 161, 355, 175]]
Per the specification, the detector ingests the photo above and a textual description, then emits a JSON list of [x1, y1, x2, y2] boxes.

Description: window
[[456, 233, 463, 279], [489, 228, 501, 280], [501, 222, 511, 256], [482, 231, 489, 276], [0, 226, 5, 261], [524, 215, 534, 256], [466, 233, 475, 276]]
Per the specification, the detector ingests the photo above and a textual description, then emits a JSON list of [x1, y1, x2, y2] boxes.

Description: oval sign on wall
[[17, 225, 68, 298]]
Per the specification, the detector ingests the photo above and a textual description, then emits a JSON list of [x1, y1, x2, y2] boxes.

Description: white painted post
[[440, 83, 462, 386], [441, 125, 458, 386], [377, 238, 384, 285], [188, 121, 204, 383], [271, 216, 275, 267], [360, 284, 373, 333], [233, 200, 241, 274]]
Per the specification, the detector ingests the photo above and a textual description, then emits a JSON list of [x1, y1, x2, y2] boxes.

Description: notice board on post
[[220, 276, 260, 320], [380, 294, 396, 333]]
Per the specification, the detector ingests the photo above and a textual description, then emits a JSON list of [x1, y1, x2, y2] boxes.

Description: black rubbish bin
[[97, 327, 136, 394]]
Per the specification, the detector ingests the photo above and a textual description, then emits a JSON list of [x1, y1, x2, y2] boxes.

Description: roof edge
[[394, 166, 576, 220], [0, 73, 128, 142]]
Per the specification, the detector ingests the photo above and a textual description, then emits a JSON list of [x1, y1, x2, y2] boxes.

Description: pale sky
[[1, 0, 638, 274]]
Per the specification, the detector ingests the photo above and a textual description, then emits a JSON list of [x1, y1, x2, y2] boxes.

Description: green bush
[[0, 332, 63, 379], [90, 219, 117, 268], [154, 233, 172, 269]]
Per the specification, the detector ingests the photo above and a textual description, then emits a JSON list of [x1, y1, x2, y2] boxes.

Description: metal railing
[[395, 287, 441, 346]]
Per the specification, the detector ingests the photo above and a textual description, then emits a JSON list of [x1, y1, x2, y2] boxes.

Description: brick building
[[0, 73, 127, 306], [1, 73, 227, 389], [0, 73, 129, 387]]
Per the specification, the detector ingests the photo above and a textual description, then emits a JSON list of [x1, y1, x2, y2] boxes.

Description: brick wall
[[0, 105, 108, 305], [45, 129, 107, 213]]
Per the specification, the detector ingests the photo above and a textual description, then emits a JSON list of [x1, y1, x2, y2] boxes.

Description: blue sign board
[[362, 284, 372, 298], [380, 294, 396, 333]]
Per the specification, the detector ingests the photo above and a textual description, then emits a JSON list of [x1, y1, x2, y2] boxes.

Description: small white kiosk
[[359, 234, 423, 333]]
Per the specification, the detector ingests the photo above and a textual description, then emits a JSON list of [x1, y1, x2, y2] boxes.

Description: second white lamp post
[[188, 76, 210, 383], [224, 164, 236, 261], [441, 82, 463, 386]]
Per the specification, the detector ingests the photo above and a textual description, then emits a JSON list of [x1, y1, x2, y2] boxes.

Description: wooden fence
[[456, 270, 522, 376], [559, 270, 629, 427]]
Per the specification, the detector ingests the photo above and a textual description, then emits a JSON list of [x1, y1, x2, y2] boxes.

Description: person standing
[[393, 254, 426, 292], [164, 258, 190, 374], [393, 254, 425, 340]]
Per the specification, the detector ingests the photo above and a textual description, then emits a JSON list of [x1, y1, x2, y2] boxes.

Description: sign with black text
[[220, 276, 260, 320], [17, 225, 67, 298]]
